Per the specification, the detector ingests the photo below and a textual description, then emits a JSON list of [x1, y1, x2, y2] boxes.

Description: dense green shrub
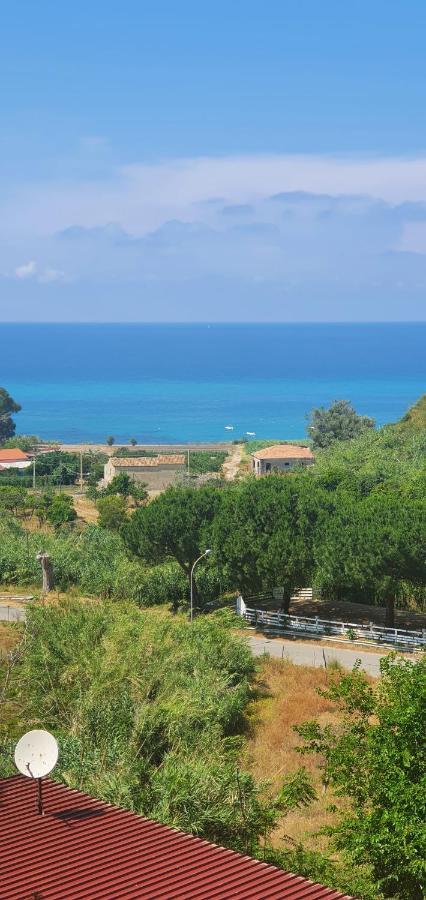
[[1, 600, 281, 850]]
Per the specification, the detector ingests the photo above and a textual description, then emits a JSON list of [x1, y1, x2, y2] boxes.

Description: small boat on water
[[224, 425, 234, 430], [246, 431, 256, 436]]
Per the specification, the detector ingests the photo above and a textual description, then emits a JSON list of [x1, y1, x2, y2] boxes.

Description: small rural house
[[0, 448, 32, 470], [104, 454, 185, 490], [0, 775, 352, 898], [252, 444, 314, 476]]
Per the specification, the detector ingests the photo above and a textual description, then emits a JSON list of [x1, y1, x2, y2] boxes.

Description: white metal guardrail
[[236, 595, 426, 649]]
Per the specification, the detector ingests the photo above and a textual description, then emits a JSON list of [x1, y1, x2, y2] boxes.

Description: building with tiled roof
[[252, 444, 314, 477], [0, 448, 32, 470], [0, 776, 352, 899], [104, 454, 186, 490]]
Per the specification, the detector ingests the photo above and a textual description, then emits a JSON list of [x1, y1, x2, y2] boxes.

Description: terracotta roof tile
[[110, 455, 185, 468], [0, 448, 30, 461], [252, 444, 314, 460]]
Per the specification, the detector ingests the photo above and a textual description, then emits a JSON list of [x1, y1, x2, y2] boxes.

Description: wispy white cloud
[[14, 260, 65, 284], [15, 260, 37, 279]]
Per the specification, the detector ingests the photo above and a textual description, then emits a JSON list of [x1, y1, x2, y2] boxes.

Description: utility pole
[[190, 549, 211, 622], [32, 457, 36, 490], [79, 450, 84, 491], [187, 449, 190, 476]]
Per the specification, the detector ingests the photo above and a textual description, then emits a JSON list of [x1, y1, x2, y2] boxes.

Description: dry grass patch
[[0, 623, 20, 658], [73, 494, 99, 524], [244, 656, 345, 849]]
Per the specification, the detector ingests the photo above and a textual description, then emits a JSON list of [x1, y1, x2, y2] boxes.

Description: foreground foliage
[[1, 601, 312, 853]]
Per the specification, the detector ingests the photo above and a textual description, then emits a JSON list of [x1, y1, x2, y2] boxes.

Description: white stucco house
[[251, 444, 314, 476]]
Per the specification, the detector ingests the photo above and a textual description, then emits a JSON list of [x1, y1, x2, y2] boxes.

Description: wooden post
[[36, 551, 54, 593]]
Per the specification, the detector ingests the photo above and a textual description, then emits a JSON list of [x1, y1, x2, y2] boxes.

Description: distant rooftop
[[252, 444, 314, 460], [0, 448, 30, 462], [110, 454, 186, 467], [0, 776, 351, 899]]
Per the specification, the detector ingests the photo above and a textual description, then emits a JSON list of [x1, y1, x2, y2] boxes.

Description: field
[[0, 623, 19, 659], [245, 656, 347, 849]]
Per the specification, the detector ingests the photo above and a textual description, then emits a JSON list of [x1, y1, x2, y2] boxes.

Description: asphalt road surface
[[248, 635, 387, 676]]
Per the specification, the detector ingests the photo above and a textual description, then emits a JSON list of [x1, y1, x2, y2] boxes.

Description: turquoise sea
[[1, 323, 424, 443]]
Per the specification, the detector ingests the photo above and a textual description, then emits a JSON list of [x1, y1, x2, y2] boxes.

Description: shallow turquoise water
[[1, 323, 424, 442]]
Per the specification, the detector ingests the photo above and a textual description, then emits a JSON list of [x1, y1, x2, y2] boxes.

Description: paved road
[[0, 605, 26, 623], [248, 635, 388, 676]]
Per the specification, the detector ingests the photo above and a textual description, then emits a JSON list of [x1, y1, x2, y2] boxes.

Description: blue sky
[[1, 1, 426, 321]]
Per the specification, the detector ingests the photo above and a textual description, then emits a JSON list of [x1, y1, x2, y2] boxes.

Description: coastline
[[59, 441, 234, 454]]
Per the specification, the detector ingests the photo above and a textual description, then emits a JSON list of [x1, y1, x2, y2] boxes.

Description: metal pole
[[80, 450, 83, 490], [33, 457, 36, 490], [190, 549, 211, 622], [37, 778, 44, 815], [187, 449, 190, 475]]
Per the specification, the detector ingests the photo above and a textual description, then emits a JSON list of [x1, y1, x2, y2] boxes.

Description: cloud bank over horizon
[[1, 151, 426, 321]]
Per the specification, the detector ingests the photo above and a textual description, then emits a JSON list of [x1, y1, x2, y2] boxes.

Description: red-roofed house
[[252, 444, 314, 477], [0, 776, 352, 899], [0, 448, 32, 470]]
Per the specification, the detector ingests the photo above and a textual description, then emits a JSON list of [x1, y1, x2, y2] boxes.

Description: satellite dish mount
[[14, 729, 59, 815]]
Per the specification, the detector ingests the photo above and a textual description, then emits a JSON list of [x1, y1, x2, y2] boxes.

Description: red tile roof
[[0, 776, 351, 899], [0, 448, 30, 462], [252, 444, 314, 460], [110, 455, 185, 467]]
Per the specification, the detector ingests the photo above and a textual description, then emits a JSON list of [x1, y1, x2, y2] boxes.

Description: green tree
[[211, 476, 324, 611], [308, 399, 375, 449], [0, 486, 28, 517], [97, 494, 128, 531], [103, 472, 148, 504], [1, 434, 39, 451], [314, 491, 426, 626], [31, 492, 54, 526], [106, 435, 115, 446], [124, 485, 221, 610], [297, 656, 426, 898], [0, 388, 21, 443], [46, 493, 77, 528], [129, 437, 137, 446]]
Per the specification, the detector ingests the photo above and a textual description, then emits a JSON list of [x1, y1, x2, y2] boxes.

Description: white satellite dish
[[14, 729, 58, 780]]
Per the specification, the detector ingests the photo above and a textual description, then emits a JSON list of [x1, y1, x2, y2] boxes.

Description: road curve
[[248, 635, 388, 677]]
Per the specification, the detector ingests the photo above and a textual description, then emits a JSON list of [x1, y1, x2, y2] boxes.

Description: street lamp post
[[190, 549, 211, 622]]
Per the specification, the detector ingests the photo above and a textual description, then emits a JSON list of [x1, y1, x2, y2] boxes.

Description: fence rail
[[236, 596, 426, 649]]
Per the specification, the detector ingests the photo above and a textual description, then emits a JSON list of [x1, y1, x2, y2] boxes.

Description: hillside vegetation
[[0, 602, 311, 855]]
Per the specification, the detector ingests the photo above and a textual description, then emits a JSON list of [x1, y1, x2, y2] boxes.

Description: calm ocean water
[[1, 323, 424, 443]]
